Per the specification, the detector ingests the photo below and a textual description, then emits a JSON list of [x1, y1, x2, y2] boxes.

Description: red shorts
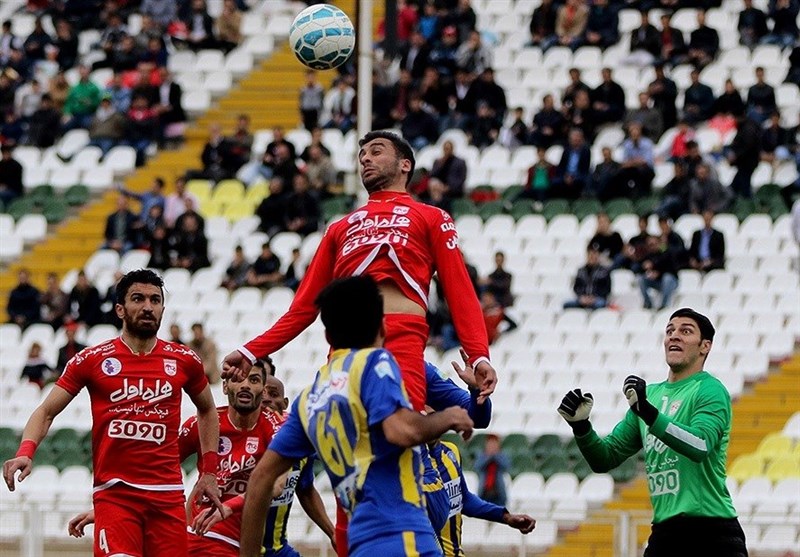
[[187, 532, 238, 557], [384, 313, 429, 412], [93, 484, 187, 557]]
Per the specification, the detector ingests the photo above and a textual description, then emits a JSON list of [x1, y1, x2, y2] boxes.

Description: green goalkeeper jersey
[[575, 371, 738, 523]]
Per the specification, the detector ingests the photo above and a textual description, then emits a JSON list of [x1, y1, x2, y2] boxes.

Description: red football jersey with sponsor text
[[179, 407, 284, 548], [56, 337, 208, 492], [242, 190, 489, 365]]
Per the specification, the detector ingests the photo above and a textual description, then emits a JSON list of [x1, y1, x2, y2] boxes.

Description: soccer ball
[[289, 4, 355, 71]]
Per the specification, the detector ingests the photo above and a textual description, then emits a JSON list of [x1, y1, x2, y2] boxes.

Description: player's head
[[357, 131, 415, 191], [262, 375, 288, 414], [115, 269, 165, 339], [224, 364, 266, 414], [664, 308, 715, 371], [316, 276, 384, 349]]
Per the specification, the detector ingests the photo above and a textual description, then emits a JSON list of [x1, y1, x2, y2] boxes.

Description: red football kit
[[239, 190, 491, 411], [56, 337, 209, 557], [179, 407, 284, 556]]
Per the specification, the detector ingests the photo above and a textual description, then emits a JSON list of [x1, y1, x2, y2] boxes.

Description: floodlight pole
[[354, 0, 374, 200]]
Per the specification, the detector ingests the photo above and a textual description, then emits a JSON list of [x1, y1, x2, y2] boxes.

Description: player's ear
[[283, 397, 288, 409], [222, 380, 229, 396], [114, 302, 124, 319]]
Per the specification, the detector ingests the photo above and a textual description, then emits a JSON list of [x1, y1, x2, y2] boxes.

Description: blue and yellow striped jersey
[[262, 456, 314, 555], [429, 442, 506, 557], [269, 347, 435, 550]]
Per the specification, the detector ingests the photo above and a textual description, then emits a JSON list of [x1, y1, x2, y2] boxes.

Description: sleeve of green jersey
[[575, 411, 643, 473], [648, 379, 731, 462]]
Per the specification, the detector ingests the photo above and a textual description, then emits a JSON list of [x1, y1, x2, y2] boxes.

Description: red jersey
[[56, 337, 208, 493], [241, 190, 490, 366], [179, 408, 284, 548]]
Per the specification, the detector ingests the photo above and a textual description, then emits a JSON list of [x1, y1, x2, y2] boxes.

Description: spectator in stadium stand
[[658, 215, 689, 270], [417, 2, 440, 43], [55, 322, 86, 376], [119, 177, 166, 221], [582, 0, 619, 50], [1, 110, 24, 145], [638, 235, 679, 310], [221, 245, 250, 291], [727, 114, 762, 199], [563, 244, 611, 310], [182, 0, 215, 52], [528, 0, 558, 49], [7, 269, 40, 329], [164, 176, 200, 228], [103, 195, 140, 254], [40, 272, 68, 330], [105, 72, 132, 113], [256, 177, 288, 236], [453, 0, 478, 41], [155, 67, 186, 143], [402, 94, 440, 150], [682, 139, 718, 182], [618, 122, 655, 199], [689, 210, 726, 273], [456, 30, 491, 75], [299, 71, 324, 132], [387, 69, 414, 125], [225, 114, 253, 174], [686, 10, 720, 69], [189, 323, 220, 384], [683, 69, 714, 124], [690, 162, 733, 215], [67, 270, 102, 327], [441, 68, 474, 131], [588, 213, 624, 268], [469, 101, 499, 148], [481, 251, 514, 308], [304, 144, 338, 198], [657, 161, 692, 220], [61, 64, 102, 131], [624, 92, 662, 141], [712, 79, 746, 119], [625, 9, 660, 67], [762, 0, 799, 50], [746, 67, 777, 125], [284, 247, 304, 291], [173, 197, 205, 235], [481, 290, 518, 344], [785, 45, 800, 86], [270, 143, 300, 188], [657, 12, 687, 67], [169, 323, 184, 344], [564, 89, 596, 141], [616, 214, 651, 273], [552, 128, 591, 200], [0, 144, 22, 205], [552, 0, 588, 51], [20, 342, 54, 389], [22, 17, 50, 62], [530, 93, 566, 149], [420, 177, 452, 214], [321, 77, 356, 134], [591, 68, 626, 126], [647, 63, 678, 131], [87, 95, 126, 156], [246, 243, 284, 289], [431, 140, 468, 199], [49, 71, 69, 111], [0, 21, 18, 65], [171, 212, 211, 272], [474, 433, 510, 506], [146, 224, 171, 269], [100, 270, 123, 328], [761, 111, 792, 163], [94, 11, 128, 69], [216, 0, 242, 53], [429, 25, 459, 79], [53, 20, 77, 69], [562, 67, 590, 110], [300, 127, 331, 162], [14, 79, 43, 125], [126, 94, 159, 167], [500, 106, 529, 149], [400, 30, 432, 80], [738, 0, 769, 49], [283, 173, 321, 237], [141, 0, 178, 30], [589, 146, 620, 201]]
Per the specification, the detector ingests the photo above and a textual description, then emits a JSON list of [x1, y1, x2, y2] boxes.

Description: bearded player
[[4, 269, 221, 557]]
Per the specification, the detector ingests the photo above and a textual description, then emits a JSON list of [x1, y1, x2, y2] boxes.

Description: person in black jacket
[[26, 93, 62, 148], [7, 269, 40, 329], [687, 10, 720, 69], [55, 322, 87, 376], [658, 13, 686, 66], [629, 10, 661, 65], [284, 173, 320, 237], [683, 69, 715, 124], [0, 144, 23, 207], [553, 128, 591, 200], [638, 235, 679, 310], [563, 245, 611, 310], [738, 0, 769, 48], [170, 212, 210, 271], [529, 0, 557, 49], [399, 31, 431, 80], [689, 210, 726, 273], [181, 0, 215, 51], [648, 64, 678, 131], [255, 177, 288, 237], [103, 195, 140, 253], [727, 114, 762, 198], [68, 271, 102, 327], [530, 93, 566, 149], [591, 68, 626, 126]]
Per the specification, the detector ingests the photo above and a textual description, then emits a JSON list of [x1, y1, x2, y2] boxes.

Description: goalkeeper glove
[[623, 375, 658, 426], [557, 389, 593, 436]]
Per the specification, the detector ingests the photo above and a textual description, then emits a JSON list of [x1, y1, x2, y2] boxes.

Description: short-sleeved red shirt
[[56, 337, 209, 493]]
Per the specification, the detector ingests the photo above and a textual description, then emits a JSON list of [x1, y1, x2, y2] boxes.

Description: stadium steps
[[543, 352, 800, 556], [0, 1, 357, 302]]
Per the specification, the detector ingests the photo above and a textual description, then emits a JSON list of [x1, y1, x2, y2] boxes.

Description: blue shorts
[[351, 531, 442, 557], [264, 544, 302, 557]]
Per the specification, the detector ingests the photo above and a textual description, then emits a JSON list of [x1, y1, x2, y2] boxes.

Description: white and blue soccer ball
[[289, 4, 355, 70]]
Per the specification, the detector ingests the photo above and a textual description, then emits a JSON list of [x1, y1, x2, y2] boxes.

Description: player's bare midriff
[[378, 282, 426, 317]]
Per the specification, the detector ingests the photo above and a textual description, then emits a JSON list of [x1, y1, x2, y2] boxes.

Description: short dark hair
[[669, 308, 715, 341], [254, 356, 276, 377], [358, 131, 416, 186], [116, 269, 165, 303], [316, 276, 383, 349]]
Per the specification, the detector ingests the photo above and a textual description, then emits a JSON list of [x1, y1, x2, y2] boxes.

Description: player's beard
[[361, 163, 399, 193], [122, 309, 161, 339], [230, 390, 261, 413]]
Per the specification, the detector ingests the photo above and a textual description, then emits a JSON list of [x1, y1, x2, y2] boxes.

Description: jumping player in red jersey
[[222, 130, 497, 410], [3, 269, 222, 557]]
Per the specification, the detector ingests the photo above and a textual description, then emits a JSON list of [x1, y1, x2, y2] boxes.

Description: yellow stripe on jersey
[[399, 449, 423, 505], [402, 531, 420, 557], [271, 504, 289, 550], [347, 349, 375, 494], [438, 442, 466, 557]]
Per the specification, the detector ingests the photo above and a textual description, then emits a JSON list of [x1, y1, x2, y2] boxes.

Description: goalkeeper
[[556, 308, 747, 557]]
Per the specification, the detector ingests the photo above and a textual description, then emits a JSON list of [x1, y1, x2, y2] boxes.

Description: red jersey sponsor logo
[[245, 437, 259, 454], [345, 213, 412, 236], [393, 205, 409, 215], [109, 378, 174, 404], [348, 210, 369, 223], [101, 357, 122, 376], [164, 359, 177, 376]]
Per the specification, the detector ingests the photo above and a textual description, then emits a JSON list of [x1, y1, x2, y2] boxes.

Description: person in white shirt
[[163, 176, 200, 228]]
